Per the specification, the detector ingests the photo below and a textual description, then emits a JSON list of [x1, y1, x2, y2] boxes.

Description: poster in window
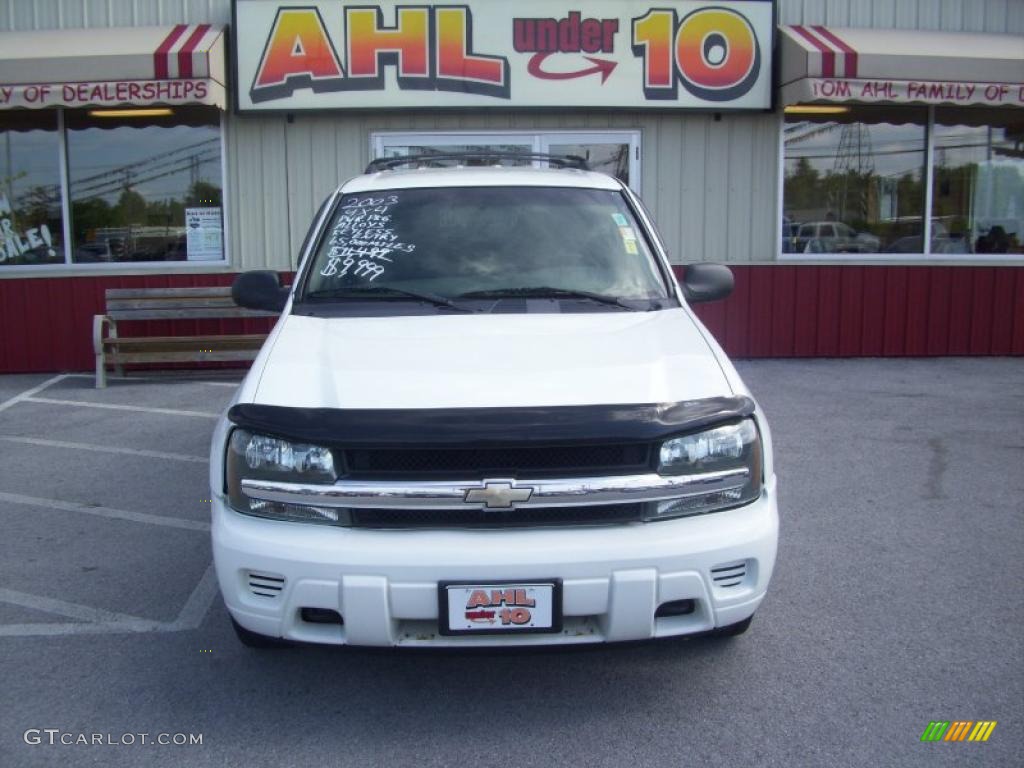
[[185, 207, 223, 261]]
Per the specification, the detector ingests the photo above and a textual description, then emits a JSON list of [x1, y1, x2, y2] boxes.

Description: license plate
[[439, 581, 562, 635]]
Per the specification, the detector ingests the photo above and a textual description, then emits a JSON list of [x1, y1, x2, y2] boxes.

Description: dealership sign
[[791, 79, 1024, 108], [233, 0, 774, 111], [0, 24, 227, 111]]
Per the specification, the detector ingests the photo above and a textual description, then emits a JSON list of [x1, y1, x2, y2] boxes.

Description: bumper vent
[[247, 571, 285, 598], [711, 561, 747, 588], [350, 503, 645, 528]]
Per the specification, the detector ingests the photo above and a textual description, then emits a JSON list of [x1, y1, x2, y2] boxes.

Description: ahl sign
[[233, 0, 774, 111]]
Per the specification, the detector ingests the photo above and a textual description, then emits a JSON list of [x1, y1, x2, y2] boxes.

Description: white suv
[[212, 154, 778, 648]]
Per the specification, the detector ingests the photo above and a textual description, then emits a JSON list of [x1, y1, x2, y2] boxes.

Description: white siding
[[226, 117, 291, 272], [778, 0, 1024, 32], [0, 0, 232, 28]]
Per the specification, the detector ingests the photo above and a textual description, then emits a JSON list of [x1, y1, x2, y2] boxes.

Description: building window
[[66, 107, 223, 264], [0, 106, 225, 269], [783, 106, 927, 255], [783, 105, 1023, 258], [371, 131, 641, 192], [0, 110, 64, 266], [932, 108, 1023, 255]]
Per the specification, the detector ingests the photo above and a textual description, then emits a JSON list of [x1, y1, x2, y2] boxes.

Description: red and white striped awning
[[780, 26, 1024, 109], [0, 24, 226, 110]]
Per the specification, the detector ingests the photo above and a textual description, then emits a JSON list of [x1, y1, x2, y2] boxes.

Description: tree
[[113, 188, 147, 226], [71, 197, 114, 237], [784, 157, 823, 212], [185, 181, 222, 208]]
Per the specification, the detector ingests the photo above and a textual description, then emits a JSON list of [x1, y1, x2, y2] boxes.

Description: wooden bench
[[92, 286, 275, 388]]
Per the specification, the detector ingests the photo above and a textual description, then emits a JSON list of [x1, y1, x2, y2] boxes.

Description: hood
[[251, 308, 731, 410]]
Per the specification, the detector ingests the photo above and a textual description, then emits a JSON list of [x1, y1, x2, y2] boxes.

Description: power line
[[68, 137, 219, 186]]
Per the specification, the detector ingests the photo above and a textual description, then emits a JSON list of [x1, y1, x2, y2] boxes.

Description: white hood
[[251, 308, 731, 410]]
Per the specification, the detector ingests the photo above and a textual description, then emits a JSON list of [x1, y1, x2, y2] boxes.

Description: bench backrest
[[104, 287, 277, 321]]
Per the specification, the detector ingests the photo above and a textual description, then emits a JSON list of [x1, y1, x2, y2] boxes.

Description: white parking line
[[168, 564, 220, 631], [0, 374, 222, 639], [0, 490, 210, 532], [63, 373, 242, 388], [0, 588, 162, 629], [0, 374, 70, 414], [0, 436, 207, 464], [0, 622, 159, 637], [23, 397, 220, 419], [0, 564, 219, 638]]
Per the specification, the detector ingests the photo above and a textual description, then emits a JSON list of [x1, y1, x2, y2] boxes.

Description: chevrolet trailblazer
[[212, 153, 778, 648]]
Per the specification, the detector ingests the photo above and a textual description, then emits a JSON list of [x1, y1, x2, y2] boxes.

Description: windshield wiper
[[458, 286, 639, 310], [305, 286, 473, 311]]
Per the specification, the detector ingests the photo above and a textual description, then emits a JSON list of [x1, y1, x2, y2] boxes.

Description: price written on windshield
[[320, 195, 416, 282]]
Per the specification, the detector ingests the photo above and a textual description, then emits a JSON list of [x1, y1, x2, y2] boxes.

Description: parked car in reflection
[[74, 241, 114, 262], [883, 221, 969, 255], [885, 235, 969, 254], [781, 216, 799, 253], [793, 222, 880, 254], [975, 220, 1020, 253]]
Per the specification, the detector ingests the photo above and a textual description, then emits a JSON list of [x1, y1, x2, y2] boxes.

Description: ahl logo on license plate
[[441, 582, 561, 635]]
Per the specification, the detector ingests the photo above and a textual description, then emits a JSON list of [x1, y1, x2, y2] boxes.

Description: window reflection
[[380, 144, 534, 167], [547, 143, 630, 185], [932, 109, 1024, 255], [783, 106, 927, 254], [66, 106, 222, 263], [377, 138, 631, 185], [0, 110, 64, 266]]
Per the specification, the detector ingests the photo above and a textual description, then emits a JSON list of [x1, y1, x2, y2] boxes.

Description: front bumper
[[212, 479, 778, 647]]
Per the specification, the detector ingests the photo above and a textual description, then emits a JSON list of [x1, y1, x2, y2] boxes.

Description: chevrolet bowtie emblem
[[464, 480, 534, 509]]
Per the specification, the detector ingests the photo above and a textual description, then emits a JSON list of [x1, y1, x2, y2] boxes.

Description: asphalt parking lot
[[0, 359, 1021, 768]]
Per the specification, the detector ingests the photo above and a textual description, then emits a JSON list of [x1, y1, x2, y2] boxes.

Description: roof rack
[[364, 152, 590, 174]]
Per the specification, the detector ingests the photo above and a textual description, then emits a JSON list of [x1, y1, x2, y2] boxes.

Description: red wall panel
[[945, 271, 973, 355], [682, 264, 1023, 359], [968, 269, 995, 354], [723, 265, 751, 357], [990, 270, 1017, 355], [859, 267, 886, 357], [0, 266, 1021, 373], [769, 266, 796, 358], [0, 273, 280, 374], [815, 266, 842, 355], [792, 267, 819, 357]]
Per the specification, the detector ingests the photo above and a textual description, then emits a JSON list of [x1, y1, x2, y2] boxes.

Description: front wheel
[[231, 617, 291, 648]]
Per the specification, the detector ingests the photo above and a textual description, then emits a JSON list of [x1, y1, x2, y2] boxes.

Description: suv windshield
[[300, 186, 671, 309]]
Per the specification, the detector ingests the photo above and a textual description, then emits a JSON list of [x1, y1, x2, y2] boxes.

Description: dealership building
[[0, 0, 1022, 373]]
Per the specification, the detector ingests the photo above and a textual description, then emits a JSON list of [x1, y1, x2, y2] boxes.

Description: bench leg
[[95, 352, 107, 389], [111, 333, 124, 378], [92, 314, 112, 388]]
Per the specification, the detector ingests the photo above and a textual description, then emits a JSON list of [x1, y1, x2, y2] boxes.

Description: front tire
[[231, 617, 291, 648]]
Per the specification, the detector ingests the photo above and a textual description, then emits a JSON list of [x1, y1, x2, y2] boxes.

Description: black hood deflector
[[227, 396, 755, 448]]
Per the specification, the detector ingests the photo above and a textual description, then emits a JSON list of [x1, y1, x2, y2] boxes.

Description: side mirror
[[680, 263, 734, 303], [232, 270, 288, 313]]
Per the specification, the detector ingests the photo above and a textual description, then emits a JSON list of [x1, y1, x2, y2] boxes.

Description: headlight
[[226, 429, 347, 525], [648, 419, 761, 520]]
